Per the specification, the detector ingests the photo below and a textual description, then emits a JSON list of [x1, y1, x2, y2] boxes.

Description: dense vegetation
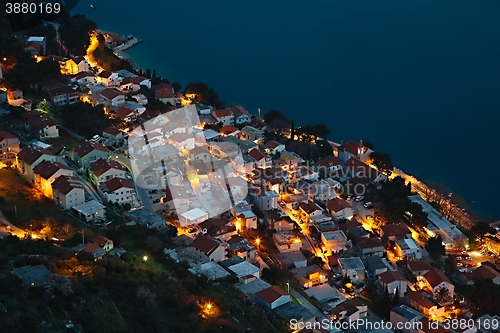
[[52, 102, 109, 139], [59, 14, 97, 56]]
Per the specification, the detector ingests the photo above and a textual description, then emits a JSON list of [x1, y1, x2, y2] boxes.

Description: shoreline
[[96, 29, 144, 73]]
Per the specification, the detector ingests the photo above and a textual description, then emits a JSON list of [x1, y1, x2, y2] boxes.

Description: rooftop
[[338, 257, 365, 270]]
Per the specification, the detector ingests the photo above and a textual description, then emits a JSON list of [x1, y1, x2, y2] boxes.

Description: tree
[[434, 286, 450, 304], [261, 267, 286, 285], [172, 82, 182, 93], [470, 221, 495, 240], [263, 109, 289, 124], [185, 82, 224, 109], [59, 14, 97, 55], [393, 287, 400, 307], [362, 140, 375, 150], [426, 236, 445, 260], [381, 286, 391, 319], [369, 152, 394, 176]]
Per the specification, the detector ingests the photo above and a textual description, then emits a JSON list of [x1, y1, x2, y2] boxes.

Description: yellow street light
[[143, 255, 148, 262]]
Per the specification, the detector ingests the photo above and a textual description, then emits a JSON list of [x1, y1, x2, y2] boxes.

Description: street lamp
[[286, 282, 290, 294], [142, 255, 148, 262]]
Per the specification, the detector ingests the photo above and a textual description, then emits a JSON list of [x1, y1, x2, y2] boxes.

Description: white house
[[256, 286, 290, 309], [378, 270, 408, 297], [421, 268, 454, 297], [321, 230, 349, 253], [33, 160, 74, 199], [318, 156, 342, 174], [51, 175, 85, 209], [230, 106, 251, 125], [190, 234, 226, 263], [326, 198, 353, 221], [338, 257, 366, 283], [99, 177, 135, 205], [88, 159, 126, 185], [154, 83, 175, 105], [330, 298, 367, 321], [0, 130, 20, 161], [100, 88, 126, 107], [16, 146, 57, 181], [247, 148, 271, 169], [212, 108, 233, 126], [72, 200, 106, 223]]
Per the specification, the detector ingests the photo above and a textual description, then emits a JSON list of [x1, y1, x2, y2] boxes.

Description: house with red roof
[[100, 88, 125, 106], [119, 76, 151, 92], [16, 146, 57, 181], [255, 285, 290, 309], [51, 175, 85, 209], [96, 70, 119, 87], [74, 140, 109, 168], [99, 177, 135, 205], [326, 198, 353, 221], [230, 106, 251, 125], [48, 86, 79, 106], [406, 290, 445, 318], [61, 56, 90, 75], [24, 37, 46, 55], [198, 216, 237, 242], [299, 202, 324, 222], [24, 116, 59, 139], [378, 270, 409, 296], [330, 298, 367, 321], [380, 223, 412, 241], [102, 126, 124, 143], [0, 130, 20, 161], [421, 268, 454, 297], [408, 259, 433, 277], [264, 140, 285, 155], [338, 140, 372, 163], [94, 235, 114, 252], [212, 108, 233, 126], [72, 71, 96, 86], [88, 158, 126, 185], [318, 156, 341, 174], [114, 107, 136, 122], [153, 83, 175, 105], [219, 125, 239, 137], [190, 234, 226, 263], [356, 237, 384, 257], [247, 148, 271, 169], [33, 160, 74, 199]]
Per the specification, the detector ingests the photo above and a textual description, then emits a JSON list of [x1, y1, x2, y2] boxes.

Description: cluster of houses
[[10, 133, 140, 224], [2, 38, 497, 331]]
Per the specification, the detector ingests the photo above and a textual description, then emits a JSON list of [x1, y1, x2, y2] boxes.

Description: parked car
[[363, 202, 373, 209], [153, 198, 161, 203], [366, 215, 373, 220], [355, 196, 364, 201]]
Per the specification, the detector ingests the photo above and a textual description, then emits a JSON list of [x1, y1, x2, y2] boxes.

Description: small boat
[[90, 4, 95, 9]]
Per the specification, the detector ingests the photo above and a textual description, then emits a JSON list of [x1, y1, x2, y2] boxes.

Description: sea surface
[[73, 0, 500, 220]]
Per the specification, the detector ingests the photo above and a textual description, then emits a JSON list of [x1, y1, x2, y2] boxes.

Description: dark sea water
[[74, 0, 500, 220]]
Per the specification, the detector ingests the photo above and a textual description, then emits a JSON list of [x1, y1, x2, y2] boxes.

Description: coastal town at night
[[0, 3, 500, 333]]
